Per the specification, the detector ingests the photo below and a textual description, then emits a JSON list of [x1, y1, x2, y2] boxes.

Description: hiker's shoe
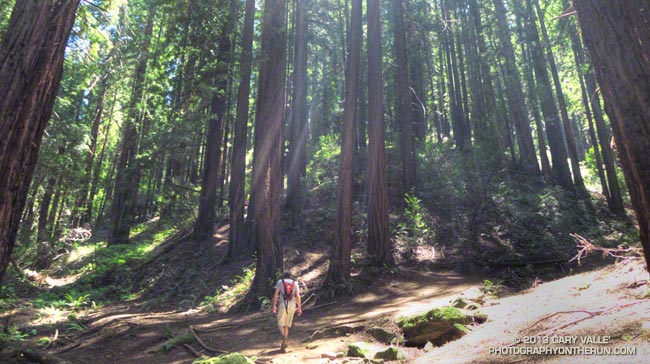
[[280, 338, 288, 352]]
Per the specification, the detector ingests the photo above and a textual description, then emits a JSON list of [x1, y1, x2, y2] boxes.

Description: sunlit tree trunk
[[367, 0, 394, 266], [286, 0, 309, 227], [247, 0, 287, 300], [328, 0, 362, 285]]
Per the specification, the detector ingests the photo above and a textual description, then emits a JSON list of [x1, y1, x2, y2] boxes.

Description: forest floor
[[2, 222, 649, 364]]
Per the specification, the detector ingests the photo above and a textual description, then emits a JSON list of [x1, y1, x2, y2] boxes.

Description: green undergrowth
[[200, 263, 256, 313], [63, 217, 191, 300], [414, 142, 637, 285], [1, 216, 192, 317]]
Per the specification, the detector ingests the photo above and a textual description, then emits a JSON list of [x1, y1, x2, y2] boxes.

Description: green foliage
[[584, 146, 627, 197], [200, 264, 256, 312], [64, 293, 91, 310], [193, 353, 256, 364], [480, 279, 504, 298], [65, 321, 86, 333], [396, 193, 436, 247], [306, 134, 341, 190], [0, 326, 33, 346]]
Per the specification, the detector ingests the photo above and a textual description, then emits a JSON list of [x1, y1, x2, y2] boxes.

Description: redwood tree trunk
[[367, 0, 394, 266], [286, 0, 309, 227], [195, 0, 238, 240], [246, 0, 287, 300], [519, 1, 573, 191], [228, 0, 256, 258], [533, 0, 586, 195], [573, 0, 650, 271], [392, 0, 416, 193], [109, 6, 155, 245], [493, 0, 539, 174], [327, 0, 362, 285], [0, 0, 80, 285]]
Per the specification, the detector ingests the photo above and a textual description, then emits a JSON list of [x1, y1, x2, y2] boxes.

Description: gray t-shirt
[[275, 279, 299, 304]]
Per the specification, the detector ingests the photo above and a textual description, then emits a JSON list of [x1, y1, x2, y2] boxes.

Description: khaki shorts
[[277, 300, 297, 327]]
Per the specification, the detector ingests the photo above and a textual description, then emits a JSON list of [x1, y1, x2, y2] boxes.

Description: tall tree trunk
[[367, 0, 394, 266], [75, 73, 110, 226], [572, 0, 650, 270], [327, 0, 362, 285], [519, 18, 552, 179], [218, 113, 231, 210], [532, 0, 586, 195], [562, 2, 610, 200], [246, 0, 287, 301], [228, 0, 256, 258], [86, 92, 116, 223], [585, 66, 626, 215], [392, 0, 416, 193], [492, 0, 539, 174], [518, 1, 573, 191], [195, 0, 238, 240], [47, 186, 63, 239], [0, 0, 80, 285], [34, 177, 56, 270], [286, 0, 309, 227], [109, 6, 156, 245]]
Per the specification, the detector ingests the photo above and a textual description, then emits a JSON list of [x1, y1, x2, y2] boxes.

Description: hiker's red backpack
[[282, 279, 295, 302]]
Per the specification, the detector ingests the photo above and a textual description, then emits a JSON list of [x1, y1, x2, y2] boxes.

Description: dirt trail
[[34, 268, 480, 364]]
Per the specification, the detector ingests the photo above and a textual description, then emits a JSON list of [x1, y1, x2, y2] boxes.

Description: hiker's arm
[[272, 287, 280, 313], [296, 289, 302, 316]]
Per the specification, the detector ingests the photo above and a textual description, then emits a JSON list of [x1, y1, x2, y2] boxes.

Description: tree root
[[190, 326, 229, 354], [21, 348, 75, 364], [183, 344, 202, 358], [303, 324, 366, 342], [520, 300, 648, 341], [194, 301, 338, 333], [51, 341, 80, 354]]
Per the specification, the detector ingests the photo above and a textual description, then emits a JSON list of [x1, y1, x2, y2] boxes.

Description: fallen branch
[[528, 310, 597, 330], [550, 10, 576, 21], [569, 233, 641, 265], [22, 349, 75, 364], [44, 329, 59, 350], [183, 344, 202, 358], [190, 326, 229, 354], [305, 301, 337, 311]]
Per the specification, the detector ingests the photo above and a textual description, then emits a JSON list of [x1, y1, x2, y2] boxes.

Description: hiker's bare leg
[[283, 326, 289, 339]]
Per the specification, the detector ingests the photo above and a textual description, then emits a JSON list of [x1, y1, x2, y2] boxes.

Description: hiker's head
[[283, 272, 291, 279]]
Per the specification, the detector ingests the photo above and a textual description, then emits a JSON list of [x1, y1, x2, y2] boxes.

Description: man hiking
[[272, 272, 302, 352]]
